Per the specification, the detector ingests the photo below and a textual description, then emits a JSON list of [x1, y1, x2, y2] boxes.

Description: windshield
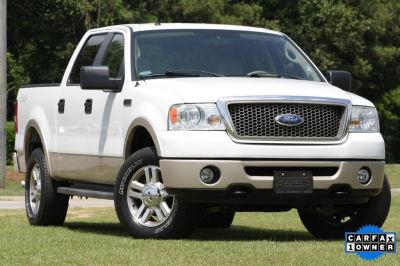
[[133, 30, 323, 82]]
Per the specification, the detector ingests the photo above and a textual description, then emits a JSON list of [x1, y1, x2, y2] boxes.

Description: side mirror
[[80, 66, 123, 92], [326, 70, 351, 92]]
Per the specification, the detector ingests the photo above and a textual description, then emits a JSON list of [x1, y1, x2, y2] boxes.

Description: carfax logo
[[345, 225, 396, 261]]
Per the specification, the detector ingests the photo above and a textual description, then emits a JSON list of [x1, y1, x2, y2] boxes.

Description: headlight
[[349, 106, 379, 132], [168, 104, 226, 130]]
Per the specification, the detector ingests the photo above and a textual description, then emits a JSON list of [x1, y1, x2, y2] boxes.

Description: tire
[[114, 147, 204, 239], [202, 210, 235, 229], [25, 148, 69, 226], [298, 175, 391, 239]]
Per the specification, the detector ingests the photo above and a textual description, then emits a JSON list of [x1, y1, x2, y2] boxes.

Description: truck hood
[[144, 77, 373, 106]]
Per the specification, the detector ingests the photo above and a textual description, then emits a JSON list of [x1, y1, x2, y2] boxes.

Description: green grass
[[0, 180, 23, 196], [386, 164, 400, 188], [0, 166, 23, 196], [0, 195, 399, 265]]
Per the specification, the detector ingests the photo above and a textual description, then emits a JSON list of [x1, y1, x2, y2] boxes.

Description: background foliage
[[6, 0, 400, 162], [6, 122, 15, 165]]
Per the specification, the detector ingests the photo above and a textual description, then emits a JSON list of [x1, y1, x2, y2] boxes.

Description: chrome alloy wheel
[[127, 166, 174, 227], [29, 164, 42, 215]]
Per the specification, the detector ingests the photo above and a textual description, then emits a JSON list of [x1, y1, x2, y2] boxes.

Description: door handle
[[84, 99, 92, 114], [123, 99, 132, 107], [58, 99, 65, 114]]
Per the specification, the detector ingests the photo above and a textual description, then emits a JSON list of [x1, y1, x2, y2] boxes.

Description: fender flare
[[24, 120, 54, 177], [123, 118, 162, 160]]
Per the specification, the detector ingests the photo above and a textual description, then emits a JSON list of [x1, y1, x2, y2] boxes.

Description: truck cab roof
[[88, 23, 283, 36]]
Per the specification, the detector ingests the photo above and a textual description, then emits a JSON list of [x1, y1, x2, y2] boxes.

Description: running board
[[57, 184, 114, 200]]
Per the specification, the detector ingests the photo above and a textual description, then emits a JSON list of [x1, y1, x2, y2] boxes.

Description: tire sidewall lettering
[[155, 214, 173, 234], [118, 154, 173, 235], [118, 159, 143, 195]]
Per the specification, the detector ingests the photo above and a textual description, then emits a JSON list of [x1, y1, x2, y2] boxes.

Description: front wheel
[[298, 175, 391, 239], [114, 147, 204, 239]]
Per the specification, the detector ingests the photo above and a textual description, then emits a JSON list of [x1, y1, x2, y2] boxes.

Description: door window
[[69, 34, 106, 84]]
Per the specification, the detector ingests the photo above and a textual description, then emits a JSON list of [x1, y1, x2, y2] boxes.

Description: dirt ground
[[6, 168, 24, 182]]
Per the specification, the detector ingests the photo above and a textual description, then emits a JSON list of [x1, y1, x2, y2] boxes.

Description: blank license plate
[[273, 171, 313, 193]]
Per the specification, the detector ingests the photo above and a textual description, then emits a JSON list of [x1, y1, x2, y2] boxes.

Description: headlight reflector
[[168, 104, 225, 130], [349, 106, 379, 132], [177, 105, 201, 128]]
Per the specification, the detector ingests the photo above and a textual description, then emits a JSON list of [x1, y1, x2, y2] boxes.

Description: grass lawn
[[0, 179, 24, 196], [386, 164, 400, 188], [0, 166, 24, 196], [0, 195, 399, 265]]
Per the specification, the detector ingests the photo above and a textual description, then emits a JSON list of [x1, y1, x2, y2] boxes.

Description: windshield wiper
[[139, 70, 223, 79], [246, 70, 302, 80]]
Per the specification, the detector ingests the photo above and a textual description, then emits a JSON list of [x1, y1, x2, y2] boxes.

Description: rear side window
[[102, 34, 124, 78], [69, 34, 106, 84]]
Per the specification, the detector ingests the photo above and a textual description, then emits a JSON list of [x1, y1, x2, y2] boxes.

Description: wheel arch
[[124, 118, 162, 160], [24, 120, 54, 177]]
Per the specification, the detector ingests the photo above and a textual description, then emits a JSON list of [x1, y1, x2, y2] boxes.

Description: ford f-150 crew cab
[[14, 23, 391, 239]]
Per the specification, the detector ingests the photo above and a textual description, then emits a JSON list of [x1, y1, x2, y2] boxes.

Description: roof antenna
[[155, 18, 161, 26]]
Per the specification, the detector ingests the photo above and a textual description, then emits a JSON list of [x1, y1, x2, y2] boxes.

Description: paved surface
[[391, 188, 400, 193], [1, 189, 399, 210], [0, 196, 114, 209]]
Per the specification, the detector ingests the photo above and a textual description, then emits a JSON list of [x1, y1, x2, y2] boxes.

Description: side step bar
[[57, 183, 114, 200]]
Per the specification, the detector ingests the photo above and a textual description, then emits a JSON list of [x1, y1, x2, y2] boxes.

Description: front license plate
[[273, 171, 313, 193]]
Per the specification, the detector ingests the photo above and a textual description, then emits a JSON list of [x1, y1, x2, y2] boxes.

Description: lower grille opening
[[244, 167, 339, 176], [329, 184, 351, 197]]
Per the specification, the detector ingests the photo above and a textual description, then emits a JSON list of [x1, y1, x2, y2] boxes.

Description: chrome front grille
[[227, 102, 346, 140]]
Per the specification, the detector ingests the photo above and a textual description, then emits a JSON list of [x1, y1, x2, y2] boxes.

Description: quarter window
[[102, 34, 124, 78]]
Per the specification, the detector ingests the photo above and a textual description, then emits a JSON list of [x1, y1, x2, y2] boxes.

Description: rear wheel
[[114, 147, 204, 238], [25, 148, 69, 226], [298, 176, 391, 239]]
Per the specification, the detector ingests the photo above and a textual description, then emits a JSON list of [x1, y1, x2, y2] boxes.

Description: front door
[[80, 32, 126, 184], [55, 32, 124, 184]]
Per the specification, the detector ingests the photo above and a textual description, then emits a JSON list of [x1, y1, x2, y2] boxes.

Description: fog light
[[199, 166, 220, 184], [358, 168, 371, 184], [200, 168, 214, 183]]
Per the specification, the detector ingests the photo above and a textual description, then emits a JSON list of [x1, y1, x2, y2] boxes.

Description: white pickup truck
[[14, 23, 390, 239]]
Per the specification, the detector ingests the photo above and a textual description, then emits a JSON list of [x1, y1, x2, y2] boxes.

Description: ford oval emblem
[[275, 114, 304, 126]]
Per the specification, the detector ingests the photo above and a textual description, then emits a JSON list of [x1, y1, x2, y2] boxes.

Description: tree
[[6, 0, 400, 162], [378, 87, 400, 162]]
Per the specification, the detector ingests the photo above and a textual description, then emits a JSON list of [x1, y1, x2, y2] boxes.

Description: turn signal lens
[[169, 107, 178, 125], [207, 114, 221, 127]]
